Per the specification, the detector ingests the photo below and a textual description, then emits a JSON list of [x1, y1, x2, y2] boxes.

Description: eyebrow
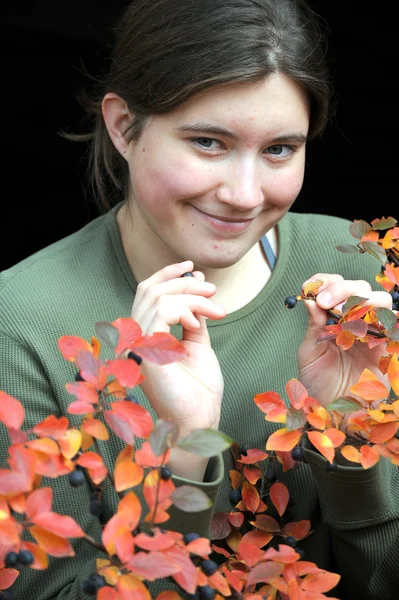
[[176, 123, 307, 144]]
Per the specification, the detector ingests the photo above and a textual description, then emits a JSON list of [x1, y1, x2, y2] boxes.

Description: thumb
[[298, 298, 330, 365]]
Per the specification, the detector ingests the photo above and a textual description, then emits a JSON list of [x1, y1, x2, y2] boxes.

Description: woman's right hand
[[131, 260, 226, 442]]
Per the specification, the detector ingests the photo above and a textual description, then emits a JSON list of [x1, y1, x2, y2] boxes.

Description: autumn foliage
[[0, 216, 398, 599]]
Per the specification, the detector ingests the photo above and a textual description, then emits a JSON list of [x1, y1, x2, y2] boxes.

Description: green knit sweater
[[1, 204, 399, 600]]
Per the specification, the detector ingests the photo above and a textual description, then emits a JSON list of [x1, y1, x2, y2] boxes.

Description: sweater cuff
[[303, 447, 394, 530], [165, 453, 224, 538]]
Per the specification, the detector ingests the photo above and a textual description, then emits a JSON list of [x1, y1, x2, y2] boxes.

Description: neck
[[116, 202, 276, 314]]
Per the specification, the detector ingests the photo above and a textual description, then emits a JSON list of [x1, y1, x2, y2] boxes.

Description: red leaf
[[301, 570, 341, 593], [228, 511, 244, 528], [135, 528, 179, 552], [111, 401, 153, 438], [25, 487, 53, 520], [58, 335, 92, 362], [285, 379, 308, 410], [111, 317, 143, 356], [105, 359, 143, 388], [104, 411, 135, 445], [76, 452, 107, 485], [32, 415, 69, 440], [281, 520, 311, 540], [247, 561, 284, 585], [242, 481, 260, 513], [0, 392, 25, 429], [369, 421, 399, 443], [32, 512, 85, 538], [131, 332, 188, 365], [126, 551, 181, 580], [269, 482, 289, 517], [237, 540, 265, 567], [238, 449, 268, 464], [30, 525, 75, 557], [165, 545, 197, 594], [0, 567, 19, 590]]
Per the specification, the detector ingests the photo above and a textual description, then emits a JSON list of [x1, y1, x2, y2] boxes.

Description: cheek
[[267, 165, 305, 206]]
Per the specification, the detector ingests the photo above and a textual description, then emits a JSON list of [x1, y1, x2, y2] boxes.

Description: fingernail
[[318, 292, 332, 306]]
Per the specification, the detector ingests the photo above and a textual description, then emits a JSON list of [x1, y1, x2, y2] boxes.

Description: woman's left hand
[[298, 273, 393, 408]]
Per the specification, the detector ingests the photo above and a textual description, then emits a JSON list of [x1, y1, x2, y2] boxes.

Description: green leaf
[[387, 329, 399, 342], [285, 408, 306, 432], [349, 220, 370, 240], [335, 244, 361, 254], [177, 428, 233, 457], [170, 485, 213, 512], [149, 418, 179, 456], [342, 295, 368, 313], [375, 307, 398, 331], [371, 217, 398, 230], [327, 397, 361, 413], [360, 241, 388, 265], [95, 322, 120, 350]]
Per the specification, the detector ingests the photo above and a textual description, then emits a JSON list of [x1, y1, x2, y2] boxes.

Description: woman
[[1, 1, 398, 598]]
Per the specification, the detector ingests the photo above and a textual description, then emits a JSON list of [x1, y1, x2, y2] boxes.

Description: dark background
[[1, 2, 397, 271]]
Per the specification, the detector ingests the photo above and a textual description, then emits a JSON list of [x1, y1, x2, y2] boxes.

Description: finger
[[135, 260, 195, 298], [182, 314, 212, 346], [142, 295, 226, 335]]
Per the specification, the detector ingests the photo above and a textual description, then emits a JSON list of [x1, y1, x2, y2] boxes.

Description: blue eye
[[265, 145, 294, 157], [192, 137, 222, 150]]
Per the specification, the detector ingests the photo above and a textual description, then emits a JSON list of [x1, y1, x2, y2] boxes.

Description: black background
[[1, 2, 397, 271]]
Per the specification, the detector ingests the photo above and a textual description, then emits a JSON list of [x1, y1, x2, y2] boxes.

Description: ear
[[102, 92, 132, 157]]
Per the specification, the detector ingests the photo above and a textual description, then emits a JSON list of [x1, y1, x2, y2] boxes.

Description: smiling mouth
[[191, 206, 255, 232]]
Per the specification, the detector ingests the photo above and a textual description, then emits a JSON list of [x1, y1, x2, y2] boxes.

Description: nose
[[215, 157, 264, 211]]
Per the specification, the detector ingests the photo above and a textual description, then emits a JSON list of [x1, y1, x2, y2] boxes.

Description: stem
[[149, 449, 169, 528], [325, 309, 387, 339], [84, 534, 107, 553], [93, 438, 124, 499]]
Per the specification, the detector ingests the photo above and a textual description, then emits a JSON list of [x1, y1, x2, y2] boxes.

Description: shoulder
[[0, 209, 116, 339]]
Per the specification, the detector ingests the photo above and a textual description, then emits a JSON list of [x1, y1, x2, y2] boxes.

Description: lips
[[192, 206, 254, 233]]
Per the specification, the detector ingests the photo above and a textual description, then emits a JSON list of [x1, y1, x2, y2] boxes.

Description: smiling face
[[123, 73, 310, 271]]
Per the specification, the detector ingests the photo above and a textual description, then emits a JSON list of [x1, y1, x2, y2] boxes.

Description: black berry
[[75, 371, 85, 382], [229, 489, 242, 504], [18, 550, 34, 566], [181, 272, 194, 277], [325, 460, 338, 472], [198, 585, 216, 600], [240, 445, 248, 456], [284, 535, 297, 547], [1, 592, 12, 600], [160, 466, 172, 480], [89, 498, 103, 517], [187, 592, 201, 600], [127, 351, 143, 365], [5, 551, 19, 568], [284, 296, 297, 309], [201, 559, 218, 576], [81, 574, 106, 595], [291, 446, 304, 462], [68, 467, 86, 487], [184, 532, 200, 544], [326, 318, 337, 325]]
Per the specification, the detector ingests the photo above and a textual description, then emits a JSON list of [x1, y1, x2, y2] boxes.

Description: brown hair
[[69, 0, 331, 212]]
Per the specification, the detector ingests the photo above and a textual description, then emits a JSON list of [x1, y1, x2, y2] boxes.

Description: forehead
[[167, 74, 310, 135]]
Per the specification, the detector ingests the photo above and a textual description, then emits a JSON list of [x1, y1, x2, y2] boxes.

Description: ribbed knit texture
[[1, 204, 399, 599]]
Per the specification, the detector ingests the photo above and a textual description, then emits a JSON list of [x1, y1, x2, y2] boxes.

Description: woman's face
[[125, 73, 310, 269]]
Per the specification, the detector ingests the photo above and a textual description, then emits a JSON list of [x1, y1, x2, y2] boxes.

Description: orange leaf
[[242, 481, 260, 513], [98, 587, 120, 600], [247, 561, 285, 586], [281, 520, 311, 540], [76, 452, 107, 485], [106, 379, 127, 398], [254, 391, 286, 414], [33, 415, 69, 440], [238, 449, 268, 464], [111, 317, 143, 356], [336, 330, 355, 350], [30, 525, 75, 557], [307, 431, 335, 463], [264, 545, 300, 563], [360, 445, 380, 469], [27, 438, 60, 455], [323, 428, 346, 448], [21, 541, 49, 570], [126, 551, 182, 581], [135, 528, 180, 552], [0, 392, 25, 430], [301, 570, 341, 593], [118, 491, 142, 529], [115, 461, 144, 492], [340, 445, 361, 463], [114, 527, 135, 563], [388, 354, 399, 397], [32, 512, 85, 538], [266, 428, 302, 452], [117, 573, 151, 600], [65, 381, 99, 405], [269, 482, 289, 517], [237, 540, 265, 568], [156, 593, 182, 600], [184, 537, 211, 557], [369, 421, 399, 443], [350, 368, 389, 401], [58, 429, 82, 459], [58, 335, 92, 362], [228, 511, 244, 528], [82, 418, 109, 441], [241, 529, 273, 548]]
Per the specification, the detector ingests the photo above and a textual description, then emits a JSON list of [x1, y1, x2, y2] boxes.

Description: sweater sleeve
[[304, 446, 399, 600], [0, 330, 224, 598]]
